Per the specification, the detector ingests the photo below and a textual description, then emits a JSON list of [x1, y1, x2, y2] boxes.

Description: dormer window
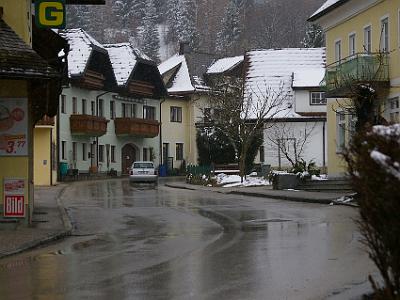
[[310, 91, 326, 105]]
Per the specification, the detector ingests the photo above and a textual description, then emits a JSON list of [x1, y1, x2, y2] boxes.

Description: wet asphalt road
[[0, 179, 377, 300]]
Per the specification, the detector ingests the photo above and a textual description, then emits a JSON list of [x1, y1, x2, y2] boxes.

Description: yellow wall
[[0, 80, 31, 219], [34, 128, 52, 186], [0, 0, 32, 46], [323, 0, 400, 176]]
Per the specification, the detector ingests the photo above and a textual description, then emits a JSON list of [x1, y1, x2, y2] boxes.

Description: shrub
[[345, 124, 400, 299]]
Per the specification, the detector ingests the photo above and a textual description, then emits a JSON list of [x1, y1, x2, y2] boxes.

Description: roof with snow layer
[[158, 51, 217, 94], [58, 28, 106, 77], [308, 0, 349, 21], [104, 43, 155, 86], [207, 55, 244, 75], [245, 48, 326, 119]]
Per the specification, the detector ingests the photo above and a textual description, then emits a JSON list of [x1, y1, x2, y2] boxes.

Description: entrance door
[[122, 144, 137, 175]]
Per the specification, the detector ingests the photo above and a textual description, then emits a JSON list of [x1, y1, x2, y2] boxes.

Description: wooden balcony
[[70, 114, 108, 137], [36, 115, 55, 126], [114, 118, 159, 138]]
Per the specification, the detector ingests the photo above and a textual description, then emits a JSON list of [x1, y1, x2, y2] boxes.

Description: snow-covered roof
[[158, 54, 195, 93], [104, 43, 147, 86], [58, 28, 105, 77], [293, 69, 325, 88], [207, 55, 244, 75], [245, 48, 326, 119], [309, 0, 348, 21]]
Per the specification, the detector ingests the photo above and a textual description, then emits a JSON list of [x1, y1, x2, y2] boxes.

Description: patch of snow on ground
[[216, 173, 270, 188], [312, 174, 328, 180]]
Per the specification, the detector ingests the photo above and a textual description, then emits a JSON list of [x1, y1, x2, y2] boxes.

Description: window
[[176, 143, 183, 160], [381, 17, 389, 52], [91, 101, 95, 116], [82, 143, 87, 161], [72, 142, 77, 161], [149, 148, 154, 161], [259, 146, 265, 163], [310, 92, 326, 105], [348, 114, 357, 142], [99, 145, 104, 162], [162, 143, 169, 164], [82, 99, 87, 115], [122, 103, 127, 118], [98, 99, 104, 117], [364, 25, 372, 53], [349, 33, 356, 56], [110, 101, 115, 119], [336, 112, 346, 152], [170, 106, 182, 122], [72, 97, 77, 114], [143, 148, 148, 161], [122, 103, 135, 118], [61, 141, 66, 160], [111, 145, 116, 162], [335, 40, 341, 62], [61, 95, 66, 114], [389, 97, 400, 123], [144, 106, 156, 120]]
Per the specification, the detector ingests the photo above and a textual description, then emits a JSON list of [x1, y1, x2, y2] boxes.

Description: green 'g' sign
[[35, 0, 66, 29]]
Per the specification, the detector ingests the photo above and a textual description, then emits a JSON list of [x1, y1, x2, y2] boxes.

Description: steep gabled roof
[[0, 18, 59, 79], [245, 48, 326, 118], [158, 51, 217, 95], [207, 55, 244, 75], [58, 28, 106, 77], [308, 0, 349, 22]]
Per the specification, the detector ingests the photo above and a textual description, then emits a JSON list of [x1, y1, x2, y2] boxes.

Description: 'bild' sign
[[3, 179, 25, 218]]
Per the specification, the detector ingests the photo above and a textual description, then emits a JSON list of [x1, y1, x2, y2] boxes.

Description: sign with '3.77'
[[35, 0, 66, 29]]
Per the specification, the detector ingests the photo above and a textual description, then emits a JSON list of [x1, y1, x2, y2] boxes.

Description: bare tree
[[266, 121, 317, 169], [204, 76, 290, 181]]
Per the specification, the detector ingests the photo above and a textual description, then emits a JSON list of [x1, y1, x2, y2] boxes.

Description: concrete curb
[[227, 191, 334, 205], [198, 208, 240, 231], [164, 183, 196, 191], [0, 184, 72, 259]]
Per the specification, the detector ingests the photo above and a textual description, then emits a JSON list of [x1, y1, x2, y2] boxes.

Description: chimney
[[179, 41, 191, 55]]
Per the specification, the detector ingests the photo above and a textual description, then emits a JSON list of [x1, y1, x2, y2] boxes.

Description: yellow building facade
[[310, 0, 400, 177]]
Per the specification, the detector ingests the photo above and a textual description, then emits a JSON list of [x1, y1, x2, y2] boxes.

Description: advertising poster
[[0, 98, 28, 156], [3, 178, 26, 217]]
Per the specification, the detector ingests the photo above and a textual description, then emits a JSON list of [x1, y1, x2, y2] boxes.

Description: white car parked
[[129, 161, 158, 183]]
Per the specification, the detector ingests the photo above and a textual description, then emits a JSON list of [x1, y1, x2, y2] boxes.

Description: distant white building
[[58, 29, 166, 176], [244, 48, 327, 169]]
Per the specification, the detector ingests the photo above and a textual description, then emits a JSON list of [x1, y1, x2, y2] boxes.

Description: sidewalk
[[164, 181, 350, 204], [0, 184, 72, 259]]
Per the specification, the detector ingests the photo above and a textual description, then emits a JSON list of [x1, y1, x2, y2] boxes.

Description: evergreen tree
[[177, 0, 199, 49], [215, 0, 242, 55], [166, 0, 180, 44], [140, 0, 160, 63], [302, 23, 324, 48]]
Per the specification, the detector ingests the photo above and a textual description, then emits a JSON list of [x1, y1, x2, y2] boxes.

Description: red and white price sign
[[3, 179, 25, 217]]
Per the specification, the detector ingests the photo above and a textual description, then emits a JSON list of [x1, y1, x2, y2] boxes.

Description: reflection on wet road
[[0, 179, 377, 300]]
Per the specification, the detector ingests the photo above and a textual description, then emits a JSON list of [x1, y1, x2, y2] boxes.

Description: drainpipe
[[96, 91, 112, 171], [159, 97, 166, 167], [322, 120, 326, 172]]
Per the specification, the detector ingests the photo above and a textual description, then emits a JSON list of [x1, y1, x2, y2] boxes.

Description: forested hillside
[[67, 0, 325, 62]]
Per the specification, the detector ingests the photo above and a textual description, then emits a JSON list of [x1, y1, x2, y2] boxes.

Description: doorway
[[122, 144, 137, 175]]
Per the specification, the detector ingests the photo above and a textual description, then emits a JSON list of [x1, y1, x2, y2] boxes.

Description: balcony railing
[[114, 118, 159, 138], [70, 114, 108, 137], [324, 52, 389, 96]]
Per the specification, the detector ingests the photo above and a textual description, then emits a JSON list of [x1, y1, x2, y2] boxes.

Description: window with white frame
[[336, 112, 346, 152], [91, 101, 95, 116], [61, 141, 66, 160], [143, 105, 156, 120], [364, 25, 372, 53], [310, 91, 326, 105], [176, 143, 184, 160], [349, 33, 356, 56], [72, 142, 77, 161], [335, 40, 342, 61], [110, 101, 115, 119], [82, 99, 87, 115], [381, 17, 389, 52], [72, 97, 77, 114], [122, 103, 135, 118], [99, 145, 104, 162], [82, 143, 87, 161], [98, 99, 104, 117], [61, 95, 66, 114], [170, 106, 182, 122], [111, 145, 116, 162], [389, 97, 400, 123]]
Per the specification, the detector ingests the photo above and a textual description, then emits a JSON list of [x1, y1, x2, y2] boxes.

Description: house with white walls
[[58, 29, 166, 176], [244, 48, 327, 170]]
